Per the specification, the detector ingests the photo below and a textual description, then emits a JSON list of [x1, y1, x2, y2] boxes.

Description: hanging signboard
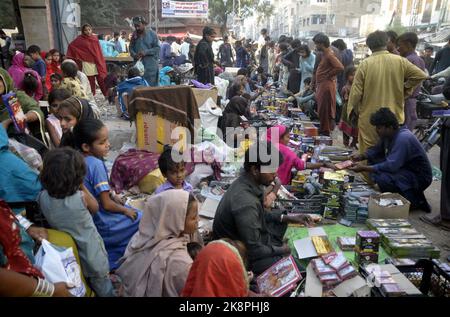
[[161, 0, 209, 19]]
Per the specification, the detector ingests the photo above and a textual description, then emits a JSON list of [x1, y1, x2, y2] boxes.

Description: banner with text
[[161, 0, 208, 19]]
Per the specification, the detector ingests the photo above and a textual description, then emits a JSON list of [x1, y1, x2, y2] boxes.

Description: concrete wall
[[18, 0, 54, 51]]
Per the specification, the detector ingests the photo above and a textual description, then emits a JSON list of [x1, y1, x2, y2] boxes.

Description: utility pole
[[148, 0, 159, 32]]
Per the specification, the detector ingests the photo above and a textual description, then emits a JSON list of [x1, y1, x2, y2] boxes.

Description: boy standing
[[27, 45, 46, 79]]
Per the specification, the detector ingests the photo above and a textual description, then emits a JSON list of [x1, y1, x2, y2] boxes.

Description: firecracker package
[[329, 253, 349, 271], [380, 283, 406, 297], [319, 273, 341, 287], [321, 252, 337, 264], [335, 160, 353, 170], [2, 92, 28, 133], [355, 252, 379, 265], [337, 265, 357, 281], [337, 237, 356, 251], [312, 258, 335, 276], [355, 231, 380, 253], [311, 236, 334, 256]]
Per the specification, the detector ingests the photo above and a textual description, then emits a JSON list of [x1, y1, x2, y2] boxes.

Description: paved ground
[[100, 95, 449, 263]]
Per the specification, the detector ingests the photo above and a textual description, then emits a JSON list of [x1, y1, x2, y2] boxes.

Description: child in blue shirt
[[154, 146, 193, 195], [72, 119, 142, 271]]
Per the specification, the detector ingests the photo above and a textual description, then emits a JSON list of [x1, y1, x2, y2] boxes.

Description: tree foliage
[[80, 0, 130, 28], [0, 0, 16, 29], [209, 0, 274, 35]]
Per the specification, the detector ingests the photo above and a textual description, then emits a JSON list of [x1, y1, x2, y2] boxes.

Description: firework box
[[355, 252, 379, 265], [368, 193, 410, 219], [2, 92, 28, 133], [256, 255, 302, 297], [356, 231, 380, 253]]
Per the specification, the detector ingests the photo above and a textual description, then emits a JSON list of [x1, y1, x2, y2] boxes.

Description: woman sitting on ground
[[117, 190, 199, 297], [181, 239, 250, 297], [219, 88, 251, 146]]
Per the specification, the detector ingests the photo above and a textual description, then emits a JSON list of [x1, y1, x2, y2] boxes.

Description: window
[[311, 14, 327, 24], [317, 0, 327, 3]]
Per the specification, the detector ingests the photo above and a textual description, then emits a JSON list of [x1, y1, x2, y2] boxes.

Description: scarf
[[181, 240, 249, 297], [116, 190, 192, 297], [66, 34, 107, 78]]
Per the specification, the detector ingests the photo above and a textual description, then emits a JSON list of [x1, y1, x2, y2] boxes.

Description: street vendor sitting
[[212, 141, 313, 275], [350, 107, 432, 213], [267, 125, 333, 185]]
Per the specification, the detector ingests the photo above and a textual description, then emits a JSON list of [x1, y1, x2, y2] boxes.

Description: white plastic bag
[[135, 59, 145, 76], [34, 239, 86, 297], [199, 98, 223, 133]]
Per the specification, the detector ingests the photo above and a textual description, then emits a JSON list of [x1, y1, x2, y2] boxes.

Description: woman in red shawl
[[181, 240, 250, 297], [42, 51, 62, 92], [66, 24, 108, 96]]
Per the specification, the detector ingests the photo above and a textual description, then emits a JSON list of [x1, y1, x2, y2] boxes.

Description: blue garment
[[113, 40, 123, 54], [160, 41, 173, 66], [99, 40, 118, 57], [367, 127, 432, 199], [119, 38, 127, 53], [154, 180, 193, 195], [299, 53, 315, 92], [32, 58, 46, 78], [0, 125, 41, 263], [236, 47, 250, 68], [130, 28, 160, 86], [83, 155, 142, 270], [117, 76, 149, 115], [158, 66, 175, 86]]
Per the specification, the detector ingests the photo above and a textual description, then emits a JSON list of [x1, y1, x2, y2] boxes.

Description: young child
[[60, 62, 89, 100], [46, 88, 71, 148], [104, 64, 120, 105], [38, 148, 115, 296], [57, 96, 97, 147], [267, 125, 333, 185], [338, 66, 358, 148], [50, 73, 63, 91], [154, 146, 193, 195], [72, 119, 142, 271], [116, 67, 149, 120], [27, 45, 46, 79]]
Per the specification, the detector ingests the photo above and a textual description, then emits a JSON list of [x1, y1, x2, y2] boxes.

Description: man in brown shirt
[[313, 33, 344, 136]]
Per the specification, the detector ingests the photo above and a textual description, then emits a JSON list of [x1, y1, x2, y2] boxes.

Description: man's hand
[[264, 192, 277, 209], [323, 162, 337, 170], [285, 214, 314, 227], [349, 162, 372, 173], [350, 153, 366, 162], [26, 226, 48, 242], [53, 282, 73, 297], [281, 242, 291, 255]]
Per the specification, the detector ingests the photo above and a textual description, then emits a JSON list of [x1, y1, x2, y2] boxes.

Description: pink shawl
[[8, 53, 43, 101], [267, 125, 305, 185], [116, 189, 193, 297]]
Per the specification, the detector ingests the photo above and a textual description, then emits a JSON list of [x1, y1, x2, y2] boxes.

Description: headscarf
[[116, 189, 193, 297], [66, 32, 107, 78], [7, 53, 43, 101], [159, 66, 175, 86], [266, 124, 287, 145], [59, 97, 97, 147], [181, 240, 249, 297], [266, 125, 304, 185]]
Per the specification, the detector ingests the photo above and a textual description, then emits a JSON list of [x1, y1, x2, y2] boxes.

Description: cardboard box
[[192, 87, 218, 108], [368, 193, 410, 219], [135, 112, 188, 154]]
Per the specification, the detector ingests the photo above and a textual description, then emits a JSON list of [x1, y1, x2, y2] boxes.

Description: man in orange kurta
[[313, 33, 344, 136]]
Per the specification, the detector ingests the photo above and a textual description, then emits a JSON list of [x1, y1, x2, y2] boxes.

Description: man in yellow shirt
[[347, 30, 427, 154]]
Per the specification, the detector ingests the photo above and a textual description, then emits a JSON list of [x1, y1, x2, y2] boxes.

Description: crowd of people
[[1, 17, 450, 297]]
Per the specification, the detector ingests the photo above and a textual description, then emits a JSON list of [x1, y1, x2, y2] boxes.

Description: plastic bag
[[135, 59, 145, 76], [34, 239, 86, 297], [8, 138, 43, 172]]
